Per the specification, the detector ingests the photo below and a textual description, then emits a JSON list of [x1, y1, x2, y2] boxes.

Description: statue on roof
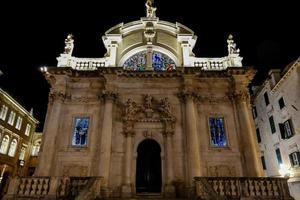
[[64, 34, 74, 55], [227, 34, 240, 55], [146, 0, 157, 18]]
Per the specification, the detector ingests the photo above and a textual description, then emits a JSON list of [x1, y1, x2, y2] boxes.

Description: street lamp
[[17, 160, 25, 176], [279, 164, 291, 177]]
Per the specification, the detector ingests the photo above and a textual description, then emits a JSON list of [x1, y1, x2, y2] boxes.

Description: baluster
[[249, 179, 255, 196], [24, 179, 32, 196], [37, 178, 44, 195], [30, 178, 37, 196], [18, 178, 25, 195], [261, 179, 267, 196], [43, 178, 50, 195]]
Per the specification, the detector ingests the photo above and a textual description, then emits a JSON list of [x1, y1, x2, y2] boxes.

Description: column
[[164, 131, 175, 197], [235, 91, 264, 177], [121, 131, 134, 197], [180, 92, 202, 185], [99, 91, 117, 188], [35, 90, 65, 176]]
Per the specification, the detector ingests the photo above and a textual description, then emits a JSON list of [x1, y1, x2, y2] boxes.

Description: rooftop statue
[[227, 34, 240, 55], [64, 34, 74, 55], [146, 0, 157, 18]]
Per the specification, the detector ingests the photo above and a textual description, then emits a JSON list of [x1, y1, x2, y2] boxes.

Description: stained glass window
[[209, 117, 227, 147], [123, 51, 176, 71], [72, 117, 89, 146]]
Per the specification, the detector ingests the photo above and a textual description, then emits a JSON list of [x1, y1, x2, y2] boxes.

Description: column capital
[[228, 91, 250, 104], [163, 131, 174, 137], [49, 90, 67, 104], [123, 131, 135, 137], [177, 90, 199, 102], [101, 90, 118, 101]]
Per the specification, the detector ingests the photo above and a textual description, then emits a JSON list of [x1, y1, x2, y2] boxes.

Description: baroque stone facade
[[13, 2, 293, 199]]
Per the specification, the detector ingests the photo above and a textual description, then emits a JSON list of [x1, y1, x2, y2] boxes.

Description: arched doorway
[[136, 139, 162, 193]]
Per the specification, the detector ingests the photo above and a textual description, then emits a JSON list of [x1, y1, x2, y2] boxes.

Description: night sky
[[0, 0, 299, 131]]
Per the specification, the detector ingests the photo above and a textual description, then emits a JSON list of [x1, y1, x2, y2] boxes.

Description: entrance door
[[136, 139, 162, 193]]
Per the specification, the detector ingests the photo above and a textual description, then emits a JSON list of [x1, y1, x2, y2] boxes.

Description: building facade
[[4, 2, 294, 199], [0, 88, 38, 197], [252, 58, 300, 200]]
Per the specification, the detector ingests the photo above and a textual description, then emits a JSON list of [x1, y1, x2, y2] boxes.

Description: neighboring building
[[28, 132, 43, 176], [4, 2, 294, 200], [252, 58, 300, 200], [0, 88, 38, 197]]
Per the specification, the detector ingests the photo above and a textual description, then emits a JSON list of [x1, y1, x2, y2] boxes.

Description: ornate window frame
[[70, 116, 91, 148], [207, 115, 229, 148]]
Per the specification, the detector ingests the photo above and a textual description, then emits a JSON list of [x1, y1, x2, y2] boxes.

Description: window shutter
[[279, 123, 285, 139], [289, 154, 295, 166], [297, 152, 300, 166]]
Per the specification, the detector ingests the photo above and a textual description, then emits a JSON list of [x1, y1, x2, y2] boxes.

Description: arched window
[[19, 146, 26, 160], [0, 135, 10, 154], [123, 51, 176, 71], [31, 140, 41, 156], [8, 139, 17, 157]]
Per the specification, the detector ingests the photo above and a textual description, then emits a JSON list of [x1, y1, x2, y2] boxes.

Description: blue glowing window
[[209, 117, 227, 147], [72, 117, 89, 146], [123, 51, 176, 71]]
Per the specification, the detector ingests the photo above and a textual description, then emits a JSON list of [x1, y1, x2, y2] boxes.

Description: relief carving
[[208, 165, 236, 177], [122, 95, 176, 136], [62, 165, 88, 177]]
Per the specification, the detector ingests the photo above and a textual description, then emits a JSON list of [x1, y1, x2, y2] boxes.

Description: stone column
[[164, 131, 175, 197], [99, 91, 117, 190], [121, 131, 134, 197], [235, 91, 264, 177], [35, 90, 65, 176], [179, 92, 202, 185]]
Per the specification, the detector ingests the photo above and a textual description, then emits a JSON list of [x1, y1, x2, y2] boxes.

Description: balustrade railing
[[195, 177, 294, 200], [17, 177, 50, 197], [3, 176, 103, 200]]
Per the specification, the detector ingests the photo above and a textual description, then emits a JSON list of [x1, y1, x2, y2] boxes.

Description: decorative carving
[[229, 91, 250, 103], [145, 0, 157, 18], [62, 165, 88, 177], [143, 130, 155, 139], [178, 90, 199, 102], [227, 34, 240, 55], [122, 95, 176, 137], [49, 90, 66, 104], [124, 98, 139, 120], [101, 90, 118, 101], [142, 94, 154, 118], [207, 165, 236, 177], [64, 34, 74, 55], [144, 22, 156, 43]]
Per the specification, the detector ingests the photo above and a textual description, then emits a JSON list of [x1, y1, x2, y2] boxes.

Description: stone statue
[[227, 34, 240, 55], [64, 34, 74, 55], [125, 98, 138, 119], [159, 97, 173, 118], [145, 0, 157, 18]]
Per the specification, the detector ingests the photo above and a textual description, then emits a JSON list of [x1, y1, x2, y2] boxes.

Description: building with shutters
[[252, 57, 300, 199]]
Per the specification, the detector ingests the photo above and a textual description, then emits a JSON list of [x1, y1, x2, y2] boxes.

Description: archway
[[136, 139, 162, 193]]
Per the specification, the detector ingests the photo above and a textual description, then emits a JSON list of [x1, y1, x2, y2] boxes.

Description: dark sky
[[0, 0, 299, 131]]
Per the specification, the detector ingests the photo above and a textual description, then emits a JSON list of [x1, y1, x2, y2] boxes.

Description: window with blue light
[[123, 51, 176, 71], [209, 117, 227, 147], [72, 117, 89, 146]]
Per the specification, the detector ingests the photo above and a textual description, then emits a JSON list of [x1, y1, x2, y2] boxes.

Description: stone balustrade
[[191, 56, 243, 69], [74, 58, 107, 70], [194, 177, 294, 200], [3, 176, 103, 200]]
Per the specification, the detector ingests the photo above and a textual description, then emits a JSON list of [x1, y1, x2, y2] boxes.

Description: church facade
[[4, 2, 294, 200]]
